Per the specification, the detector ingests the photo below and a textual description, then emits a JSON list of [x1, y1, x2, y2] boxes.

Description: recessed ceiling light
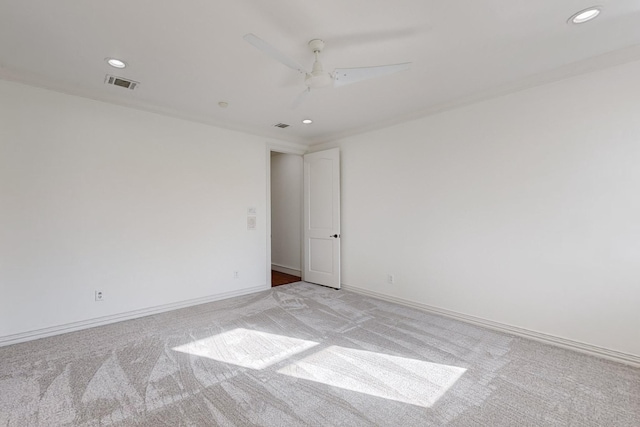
[[106, 58, 127, 69], [218, 101, 229, 108], [569, 7, 601, 24], [302, 119, 313, 124]]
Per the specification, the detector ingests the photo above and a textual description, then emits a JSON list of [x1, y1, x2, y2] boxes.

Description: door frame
[[265, 143, 306, 288]]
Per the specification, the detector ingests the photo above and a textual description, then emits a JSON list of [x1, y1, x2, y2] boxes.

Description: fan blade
[[243, 33, 308, 74], [291, 88, 311, 109], [333, 62, 411, 88]]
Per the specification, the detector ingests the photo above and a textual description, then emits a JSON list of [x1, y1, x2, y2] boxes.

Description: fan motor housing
[[305, 72, 333, 89]]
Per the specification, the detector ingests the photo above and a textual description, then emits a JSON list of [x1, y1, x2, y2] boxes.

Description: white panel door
[[303, 148, 341, 289]]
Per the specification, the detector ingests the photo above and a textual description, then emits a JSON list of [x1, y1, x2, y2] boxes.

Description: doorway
[[269, 151, 303, 287]]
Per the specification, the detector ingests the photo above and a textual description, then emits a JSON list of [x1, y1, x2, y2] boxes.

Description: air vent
[[273, 123, 290, 128], [104, 74, 139, 90]]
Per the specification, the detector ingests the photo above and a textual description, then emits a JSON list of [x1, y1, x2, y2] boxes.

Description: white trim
[[0, 284, 268, 347], [342, 284, 640, 368], [271, 264, 302, 277], [266, 146, 273, 287], [268, 142, 307, 156]]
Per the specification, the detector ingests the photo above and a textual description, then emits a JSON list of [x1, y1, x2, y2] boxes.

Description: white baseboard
[[0, 284, 268, 348], [271, 264, 301, 277], [342, 284, 640, 368]]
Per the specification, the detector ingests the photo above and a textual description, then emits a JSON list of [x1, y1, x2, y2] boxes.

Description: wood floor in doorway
[[272, 270, 301, 287]]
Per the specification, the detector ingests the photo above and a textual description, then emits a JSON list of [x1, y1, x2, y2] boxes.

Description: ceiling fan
[[243, 33, 411, 109]]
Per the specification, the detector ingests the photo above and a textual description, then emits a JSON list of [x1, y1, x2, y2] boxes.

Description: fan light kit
[[569, 7, 601, 24], [243, 33, 411, 109], [302, 119, 313, 124], [106, 58, 127, 69]]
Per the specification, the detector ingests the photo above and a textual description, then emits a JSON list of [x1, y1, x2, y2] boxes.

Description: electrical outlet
[[234, 271, 239, 279], [95, 290, 104, 301], [387, 274, 395, 285]]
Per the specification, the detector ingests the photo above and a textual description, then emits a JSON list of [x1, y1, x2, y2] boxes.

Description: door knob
[[330, 234, 339, 238]]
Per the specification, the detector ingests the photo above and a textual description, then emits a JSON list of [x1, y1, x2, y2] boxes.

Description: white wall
[[0, 80, 272, 340], [318, 59, 640, 358], [270, 152, 302, 274]]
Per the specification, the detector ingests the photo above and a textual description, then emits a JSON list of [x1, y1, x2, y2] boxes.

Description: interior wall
[[315, 59, 640, 357], [0, 80, 271, 340], [270, 152, 303, 275]]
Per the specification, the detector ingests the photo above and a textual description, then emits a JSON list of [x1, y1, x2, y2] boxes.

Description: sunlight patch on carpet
[[278, 345, 466, 407], [172, 328, 319, 370]]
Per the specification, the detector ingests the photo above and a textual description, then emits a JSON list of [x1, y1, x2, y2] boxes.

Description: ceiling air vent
[[104, 74, 139, 90], [273, 123, 290, 128]]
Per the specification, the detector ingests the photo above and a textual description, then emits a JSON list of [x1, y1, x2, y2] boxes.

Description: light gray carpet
[[1, 282, 638, 426]]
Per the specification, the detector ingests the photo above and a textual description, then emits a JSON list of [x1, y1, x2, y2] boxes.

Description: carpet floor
[[0, 282, 638, 426]]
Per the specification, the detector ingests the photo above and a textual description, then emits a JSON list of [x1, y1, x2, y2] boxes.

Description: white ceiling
[[2, 1, 640, 146]]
